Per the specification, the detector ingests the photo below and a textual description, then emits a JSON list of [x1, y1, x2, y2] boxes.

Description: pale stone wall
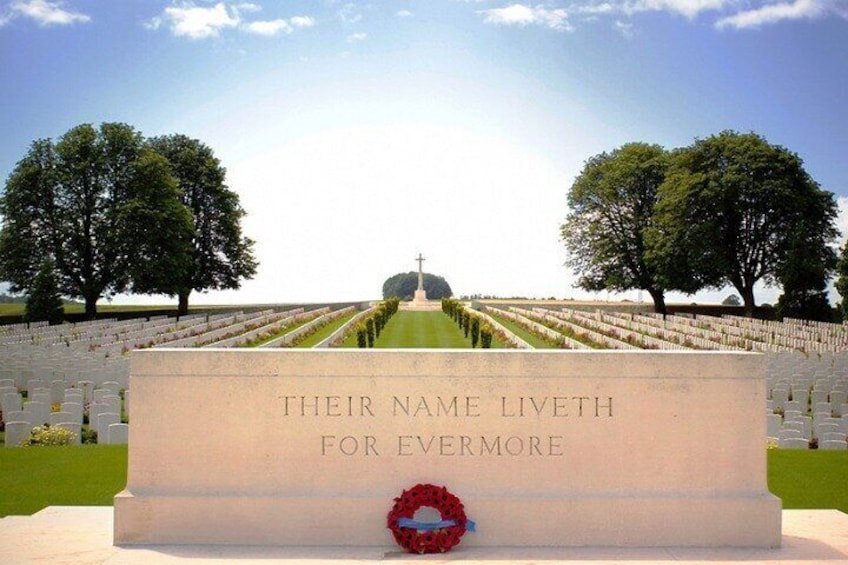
[[114, 349, 781, 548]]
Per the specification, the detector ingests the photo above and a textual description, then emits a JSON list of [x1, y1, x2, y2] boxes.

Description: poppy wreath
[[386, 483, 470, 554]]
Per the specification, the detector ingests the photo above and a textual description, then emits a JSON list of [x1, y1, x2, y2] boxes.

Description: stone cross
[[415, 253, 425, 291]]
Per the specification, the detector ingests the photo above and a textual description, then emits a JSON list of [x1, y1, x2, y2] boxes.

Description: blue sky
[[1, 0, 847, 306]]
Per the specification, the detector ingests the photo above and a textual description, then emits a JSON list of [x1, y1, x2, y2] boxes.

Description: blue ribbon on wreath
[[397, 518, 476, 532]]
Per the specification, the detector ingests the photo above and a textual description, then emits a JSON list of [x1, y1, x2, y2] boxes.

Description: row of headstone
[[3, 380, 128, 447], [205, 308, 307, 347], [257, 307, 340, 348]]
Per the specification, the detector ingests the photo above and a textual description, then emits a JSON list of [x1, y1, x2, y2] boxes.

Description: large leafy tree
[[0, 123, 195, 318], [649, 131, 838, 317], [835, 242, 848, 320], [24, 259, 64, 325], [147, 134, 257, 315], [382, 272, 452, 300], [561, 143, 670, 314]]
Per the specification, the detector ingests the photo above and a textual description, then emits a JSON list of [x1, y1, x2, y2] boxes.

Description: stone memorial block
[[108, 423, 129, 445], [4, 410, 30, 426], [88, 403, 109, 433], [49, 411, 74, 426], [793, 389, 809, 408], [79, 381, 94, 403], [818, 439, 847, 450], [25, 379, 44, 393], [23, 401, 49, 426], [821, 432, 846, 443], [779, 437, 809, 449], [97, 413, 121, 443], [50, 380, 65, 404], [2, 392, 22, 414], [55, 422, 82, 444], [115, 349, 781, 548], [61, 402, 83, 423], [103, 395, 122, 415], [4, 421, 32, 448], [784, 400, 802, 413]]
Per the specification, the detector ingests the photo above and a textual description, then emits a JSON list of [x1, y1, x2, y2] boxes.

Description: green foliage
[[562, 143, 670, 314], [20, 424, 75, 447], [0, 123, 197, 318], [649, 131, 838, 316], [382, 272, 452, 300], [480, 325, 493, 348], [146, 135, 258, 315], [834, 242, 848, 321], [23, 259, 64, 325], [356, 324, 367, 348], [722, 294, 742, 306], [365, 317, 375, 347], [471, 316, 480, 348]]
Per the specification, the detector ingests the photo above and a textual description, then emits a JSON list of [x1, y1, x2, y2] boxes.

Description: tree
[[0, 123, 192, 318], [835, 242, 848, 320], [561, 143, 670, 314], [147, 135, 257, 315], [24, 259, 64, 325], [721, 294, 741, 306], [381, 272, 453, 300], [775, 189, 837, 322], [650, 131, 838, 317]]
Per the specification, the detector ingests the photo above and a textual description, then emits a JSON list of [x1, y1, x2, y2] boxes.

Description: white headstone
[[108, 423, 129, 445], [97, 413, 121, 443], [4, 421, 32, 448]]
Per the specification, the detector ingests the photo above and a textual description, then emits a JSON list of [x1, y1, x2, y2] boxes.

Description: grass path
[[486, 312, 557, 349], [375, 311, 470, 348], [295, 311, 358, 348]]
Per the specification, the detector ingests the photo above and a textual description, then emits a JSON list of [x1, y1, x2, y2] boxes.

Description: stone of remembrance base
[[114, 349, 782, 548]]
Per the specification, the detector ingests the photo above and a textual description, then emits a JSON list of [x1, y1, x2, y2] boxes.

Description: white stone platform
[[0, 507, 846, 564]]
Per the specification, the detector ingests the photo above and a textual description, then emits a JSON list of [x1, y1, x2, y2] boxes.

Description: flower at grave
[[386, 483, 474, 554]]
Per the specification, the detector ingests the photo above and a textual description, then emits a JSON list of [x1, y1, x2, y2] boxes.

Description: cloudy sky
[[1, 0, 847, 306]]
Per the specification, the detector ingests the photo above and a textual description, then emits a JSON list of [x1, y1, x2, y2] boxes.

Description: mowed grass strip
[[375, 311, 469, 348], [486, 312, 556, 349], [767, 449, 848, 511], [0, 445, 128, 517], [295, 311, 358, 348]]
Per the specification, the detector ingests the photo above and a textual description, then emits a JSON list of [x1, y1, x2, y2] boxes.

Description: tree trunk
[[647, 287, 668, 316], [178, 290, 190, 316], [84, 293, 98, 320], [739, 285, 756, 318]]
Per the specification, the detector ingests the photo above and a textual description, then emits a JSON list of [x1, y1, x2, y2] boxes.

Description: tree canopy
[[561, 142, 670, 314], [382, 272, 453, 300], [24, 259, 64, 325], [0, 123, 254, 317], [647, 131, 838, 316], [146, 134, 257, 314]]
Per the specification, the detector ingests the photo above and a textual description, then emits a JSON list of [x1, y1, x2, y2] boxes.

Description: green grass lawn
[[767, 449, 848, 511], [374, 311, 470, 348], [295, 311, 358, 348], [0, 446, 844, 518], [487, 312, 558, 349], [0, 445, 128, 517]]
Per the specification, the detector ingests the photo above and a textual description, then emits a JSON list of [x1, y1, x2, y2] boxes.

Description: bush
[[356, 325, 367, 348], [471, 317, 480, 348], [81, 428, 98, 444], [481, 325, 493, 349], [20, 424, 76, 446]]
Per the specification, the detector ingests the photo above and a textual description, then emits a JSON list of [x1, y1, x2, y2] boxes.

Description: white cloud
[[715, 0, 828, 29], [244, 18, 292, 35], [242, 15, 314, 36], [346, 31, 367, 42], [614, 19, 634, 36], [9, 0, 90, 26], [233, 2, 261, 13], [338, 3, 362, 24], [160, 2, 239, 39], [290, 16, 315, 28], [396, 10, 413, 18], [837, 196, 848, 243], [480, 4, 572, 31]]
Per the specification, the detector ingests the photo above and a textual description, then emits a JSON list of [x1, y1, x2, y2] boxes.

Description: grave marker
[[115, 349, 781, 548]]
